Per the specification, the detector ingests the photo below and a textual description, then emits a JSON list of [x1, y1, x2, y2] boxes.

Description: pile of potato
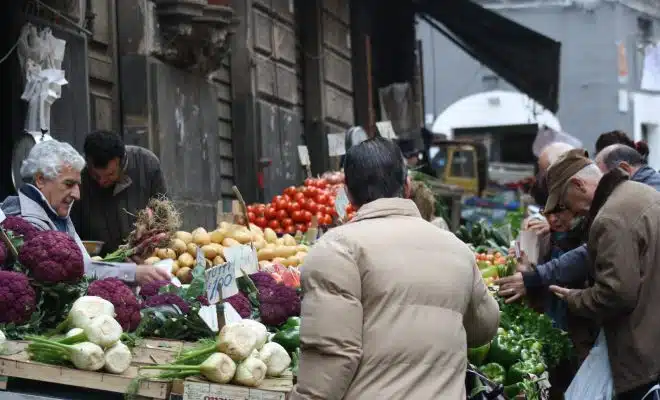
[[145, 222, 309, 283]]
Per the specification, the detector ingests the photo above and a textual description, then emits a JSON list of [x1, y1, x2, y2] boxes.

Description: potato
[[210, 228, 227, 244], [249, 223, 263, 236], [257, 247, 276, 261], [171, 260, 180, 275], [156, 248, 176, 260], [175, 231, 193, 244], [219, 221, 232, 230], [222, 237, 241, 247], [263, 228, 278, 244], [186, 243, 199, 257], [170, 238, 187, 255], [176, 267, 192, 284], [178, 252, 195, 268], [201, 244, 218, 260], [282, 234, 297, 247], [284, 255, 301, 267], [273, 245, 297, 259], [275, 238, 285, 246], [144, 256, 161, 265], [230, 229, 253, 244], [272, 257, 286, 265], [253, 238, 266, 250], [296, 244, 309, 253], [212, 255, 226, 266], [192, 228, 211, 246]]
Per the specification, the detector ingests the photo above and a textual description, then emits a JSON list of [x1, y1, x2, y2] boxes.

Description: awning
[[414, 0, 561, 113]]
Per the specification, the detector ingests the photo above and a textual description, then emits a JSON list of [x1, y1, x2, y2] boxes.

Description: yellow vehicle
[[422, 139, 488, 196]]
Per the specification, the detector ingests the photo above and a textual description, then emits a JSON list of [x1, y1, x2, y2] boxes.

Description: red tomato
[[284, 186, 298, 197], [276, 209, 288, 220], [272, 195, 284, 204], [294, 192, 305, 202], [247, 205, 255, 213], [275, 199, 289, 211], [303, 210, 313, 222], [247, 211, 256, 222], [315, 194, 329, 205], [303, 186, 316, 198], [305, 200, 319, 214], [295, 223, 307, 233], [329, 206, 338, 217], [287, 202, 301, 214], [255, 216, 267, 228], [264, 207, 277, 220], [285, 225, 296, 235], [316, 179, 328, 189], [268, 220, 280, 230], [304, 178, 315, 187], [291, 210, 304, 222], [255, 204, 266, 216], [322, 214, 333, 225], [281, 218, 294, 228]]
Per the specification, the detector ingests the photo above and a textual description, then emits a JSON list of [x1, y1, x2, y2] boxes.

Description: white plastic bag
[[565, 328, 614, 400], [642, 384, 660, 400]]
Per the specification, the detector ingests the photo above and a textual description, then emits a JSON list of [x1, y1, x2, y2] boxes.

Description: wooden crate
[[0, 340, 171, 399], [170, 372, 293, 400]]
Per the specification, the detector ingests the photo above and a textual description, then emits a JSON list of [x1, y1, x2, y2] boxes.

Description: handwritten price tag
[[204, 262, 238, 304], [334, 186, 349, 220], [224, 244, 259, 275]]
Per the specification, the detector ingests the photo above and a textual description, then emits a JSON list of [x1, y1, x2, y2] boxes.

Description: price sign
[[327, 133, 346, 157], [376, 120, 397, 139], [195, 248, 205, 268], [205, 262, 238, 304], [198, 305, 219, 332], [335, 186, 349, 220], [223, 302, 244, 324], [297, 145, 310, 166], [224, 244, 258, 275]]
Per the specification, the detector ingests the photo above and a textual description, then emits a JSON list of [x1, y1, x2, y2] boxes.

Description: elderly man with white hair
[[0, 139, 170, 285]]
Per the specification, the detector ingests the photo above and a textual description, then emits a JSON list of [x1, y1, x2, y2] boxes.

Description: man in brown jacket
[[546, 151, 660, 398], [73, 130, 167, 256], [290, 137, 500, 400]]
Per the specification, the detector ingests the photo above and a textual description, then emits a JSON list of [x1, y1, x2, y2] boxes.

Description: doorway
[[642, 123, 660, 170]]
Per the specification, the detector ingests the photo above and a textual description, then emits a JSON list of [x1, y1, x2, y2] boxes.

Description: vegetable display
[[87, 278, 142, 331], [0, 271, 37, 324], [18, 231, 84, 283], [455, 220, 510, 252]]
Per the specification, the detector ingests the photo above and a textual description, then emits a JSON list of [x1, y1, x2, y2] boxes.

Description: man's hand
[[136, 264, 171, 285], [549, 285, 579, 300], [495, 272, 526, 303]]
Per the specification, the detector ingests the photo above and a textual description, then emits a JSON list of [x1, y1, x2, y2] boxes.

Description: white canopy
[[431, 90, 562, 137]]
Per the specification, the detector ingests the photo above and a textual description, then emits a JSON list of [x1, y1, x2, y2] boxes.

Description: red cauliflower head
[[87, 278, 142, 331], [0, 271, 37, 324], [139, 280, 171, 299], [225, 292, 252, 318], [1, 216, 39, 240], [144, 293, 191, 314], [18, 231, 84, 283], [249, 272, 301, 326]]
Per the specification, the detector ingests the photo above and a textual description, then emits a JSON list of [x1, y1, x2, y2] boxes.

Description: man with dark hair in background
[[291, 137, 499, 400], [73, 131, 167, 256]]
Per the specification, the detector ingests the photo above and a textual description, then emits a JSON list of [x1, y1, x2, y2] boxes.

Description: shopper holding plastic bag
[[544, 152, 660, 399]]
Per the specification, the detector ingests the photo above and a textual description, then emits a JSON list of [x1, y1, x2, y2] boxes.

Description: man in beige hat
[[547, 151, 660, 399]]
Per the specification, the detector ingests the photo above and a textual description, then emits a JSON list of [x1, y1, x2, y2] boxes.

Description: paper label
[[376, 120, 397, 139], [327, 133, 346, 157], [154, 259, 180, 286], [198, 305, 219, 332], [297, 145, 311, 166], [195, 248, 205, 268], [0, 208, 5, 224], [224, 244, 259, 275], [182, 380, 286, 400], [334, 186, 349, 219], [205, 262, 238, 304], [223, 302, 243, 324]]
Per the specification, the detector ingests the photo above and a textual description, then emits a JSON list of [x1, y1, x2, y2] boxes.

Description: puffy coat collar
[[352, 198, 421, 223]]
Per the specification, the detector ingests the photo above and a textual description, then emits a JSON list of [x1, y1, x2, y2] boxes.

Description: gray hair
[[20, 139, 86, 181]]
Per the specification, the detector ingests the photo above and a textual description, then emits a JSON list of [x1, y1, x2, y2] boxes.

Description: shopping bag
[[642, 384, 660, 400], [565, 328, 613, 400]]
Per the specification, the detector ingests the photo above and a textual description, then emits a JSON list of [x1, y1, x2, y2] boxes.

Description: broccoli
[[0, 271, 37, 324], [249, 272, 301, 326], [226, 292, 252, 318], [139, 280, 170, 299], [144, 293, 191, 314], [87, 278, 142, 331], [18, 231, 84, 283], [1, 216, 39, 240]]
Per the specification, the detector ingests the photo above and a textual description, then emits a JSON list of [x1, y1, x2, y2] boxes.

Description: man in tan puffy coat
[[290, 137, 500, 400]]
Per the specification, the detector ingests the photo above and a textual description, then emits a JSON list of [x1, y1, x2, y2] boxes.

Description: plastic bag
[[565, 328, 614, 400], [532, 126, 583, 157]]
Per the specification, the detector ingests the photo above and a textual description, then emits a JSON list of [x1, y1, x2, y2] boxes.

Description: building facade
[[418, 0, 660, 166]]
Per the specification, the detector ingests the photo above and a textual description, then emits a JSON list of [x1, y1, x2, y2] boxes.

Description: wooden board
[[0, 343, 170, 399], [171, 371, 293, 400]]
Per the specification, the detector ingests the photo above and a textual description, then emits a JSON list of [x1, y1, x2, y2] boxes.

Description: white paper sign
[[198, 305, 219, 332], [297, 145, 310, 166], [327, 133, 346, 157], [205, 262, 238, 304], [376, 120, 397, 139], [223, 302, 243, 324], [224, 244, 259, 275], [0, 208, 5, 224], [154, 259, 180, 286], [334, 186, 350, 219]]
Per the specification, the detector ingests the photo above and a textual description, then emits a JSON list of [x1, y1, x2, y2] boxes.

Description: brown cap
[[543, 148, 591, 214]]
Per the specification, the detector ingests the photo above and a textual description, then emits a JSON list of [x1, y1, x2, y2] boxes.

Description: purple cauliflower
[[196, 295, 210, 306], [1, 216, 39, 240], [0, 271, 37, 324], [225, 292, 252, 318], [139, 280, 171, 299], [18, 231, 84, 283], [249, 272, 301, 326], [87, 278, 142, 331], [144, 293, 191, 314]]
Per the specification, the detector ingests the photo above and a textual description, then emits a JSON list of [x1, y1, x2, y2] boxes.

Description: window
[[450, 150, 476, 178], [429, 146, 448, 176]]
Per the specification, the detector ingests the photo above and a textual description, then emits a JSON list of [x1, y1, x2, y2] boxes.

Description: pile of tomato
[[246, 177, 356, 235]]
